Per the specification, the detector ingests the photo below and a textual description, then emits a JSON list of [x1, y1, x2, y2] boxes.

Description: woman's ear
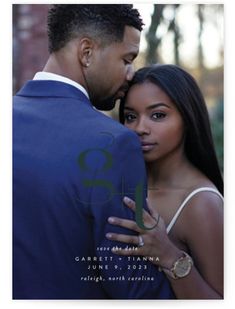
[[78, 37, 94, 68]]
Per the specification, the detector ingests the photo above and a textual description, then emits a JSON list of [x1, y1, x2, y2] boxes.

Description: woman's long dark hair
[[119, 64, 223, 195]]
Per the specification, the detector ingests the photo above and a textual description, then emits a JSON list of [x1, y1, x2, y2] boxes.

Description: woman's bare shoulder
[[177, 187, 223, 244]]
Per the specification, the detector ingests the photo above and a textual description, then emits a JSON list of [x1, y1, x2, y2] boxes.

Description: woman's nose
[[135, 118, 151, 136]]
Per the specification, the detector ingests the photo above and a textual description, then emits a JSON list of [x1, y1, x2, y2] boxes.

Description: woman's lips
[[141, 142, 157, 152]]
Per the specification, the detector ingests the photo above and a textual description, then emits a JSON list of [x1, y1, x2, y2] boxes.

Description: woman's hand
[[106, 196, 182, 269]]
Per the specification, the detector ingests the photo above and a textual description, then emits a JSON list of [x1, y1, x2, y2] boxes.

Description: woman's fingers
[[108, 217, 141, 233], [109, 197, 161, 234], [123, 196, 136, 211], [123, 196, 155, 223], [106, 233, 146, 256], [106, 232, 139, 246], [146, 198, 155, 217]]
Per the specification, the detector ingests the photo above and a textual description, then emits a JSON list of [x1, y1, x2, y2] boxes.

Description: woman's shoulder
[[184, 187, 223, 214], [176, 183, 223, 242], [184, 182, 223, 202], [169, 186, 221, 215], [179, 166, 223, 211], [182, 173, 223, 212]]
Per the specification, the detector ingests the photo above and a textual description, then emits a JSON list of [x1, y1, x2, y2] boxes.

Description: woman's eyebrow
[[124, 103, 171, 111], [146, 103, 171, 110], [124, 106, 135, 111]]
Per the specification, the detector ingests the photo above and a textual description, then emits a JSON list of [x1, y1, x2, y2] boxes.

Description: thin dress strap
[[166, 187, 224, 234]]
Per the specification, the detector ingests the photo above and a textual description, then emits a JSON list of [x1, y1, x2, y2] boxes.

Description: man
[[13, 5, 173, 299]]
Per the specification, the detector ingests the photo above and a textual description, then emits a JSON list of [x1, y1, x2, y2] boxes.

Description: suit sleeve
[[80, 130, 173, 299]]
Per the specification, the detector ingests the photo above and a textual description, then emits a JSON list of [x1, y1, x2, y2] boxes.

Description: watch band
[[161, 251, 193, 279]]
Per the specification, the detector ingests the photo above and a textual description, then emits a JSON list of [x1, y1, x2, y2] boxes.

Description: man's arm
[[85, 130, 173, 299]]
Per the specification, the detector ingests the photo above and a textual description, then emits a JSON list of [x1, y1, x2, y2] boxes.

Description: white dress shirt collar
[[33, 72, 89, 99]]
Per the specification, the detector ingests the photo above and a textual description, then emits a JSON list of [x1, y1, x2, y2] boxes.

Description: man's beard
[[91, 95, 118, 111], [91, 85, 129, 111]]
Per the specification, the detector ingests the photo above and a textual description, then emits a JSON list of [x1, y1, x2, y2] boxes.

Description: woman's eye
[[152, 112, 166, 120], [124, 113, 136, 122]]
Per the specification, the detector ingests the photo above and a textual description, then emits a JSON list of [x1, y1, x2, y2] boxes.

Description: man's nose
[[126, 64, 135, 81]]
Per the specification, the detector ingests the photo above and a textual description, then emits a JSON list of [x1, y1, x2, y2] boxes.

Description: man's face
[[85, 26, 140, 110]]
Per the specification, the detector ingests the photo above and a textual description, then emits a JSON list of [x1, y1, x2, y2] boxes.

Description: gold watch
[[162, 251, 193, 279]]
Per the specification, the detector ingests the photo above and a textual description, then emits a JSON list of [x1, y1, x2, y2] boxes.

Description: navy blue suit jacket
[[13, 80, 174, 299]]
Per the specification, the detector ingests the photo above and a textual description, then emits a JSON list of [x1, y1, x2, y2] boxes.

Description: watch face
[[175, 258, 192, 278]]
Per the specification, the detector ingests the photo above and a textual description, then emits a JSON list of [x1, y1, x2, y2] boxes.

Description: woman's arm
[[170, 191, 223, 298], [106, 195, 223, 299]]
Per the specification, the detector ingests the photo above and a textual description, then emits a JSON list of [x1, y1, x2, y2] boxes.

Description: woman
[[106, 64, 223, 299]]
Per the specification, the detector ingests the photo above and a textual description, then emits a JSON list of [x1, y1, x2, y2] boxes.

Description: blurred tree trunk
[[197, 4, 205, 87], [145, 4, 165, 64], [168, 4, 181, 65], [198, 4, 205, 70], [13, 5, 20, 94]]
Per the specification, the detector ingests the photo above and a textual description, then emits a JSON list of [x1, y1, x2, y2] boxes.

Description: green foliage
[[210, 99, 223, 173]]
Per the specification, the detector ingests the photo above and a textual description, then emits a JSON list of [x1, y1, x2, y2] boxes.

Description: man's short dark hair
[[47, 4, 144, 53]]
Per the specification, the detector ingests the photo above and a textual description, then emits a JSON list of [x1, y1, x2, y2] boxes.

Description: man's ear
[[78, 37, 94, 68]]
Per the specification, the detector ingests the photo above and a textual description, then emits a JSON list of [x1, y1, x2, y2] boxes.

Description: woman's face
[[123, 81, 185, 162]]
